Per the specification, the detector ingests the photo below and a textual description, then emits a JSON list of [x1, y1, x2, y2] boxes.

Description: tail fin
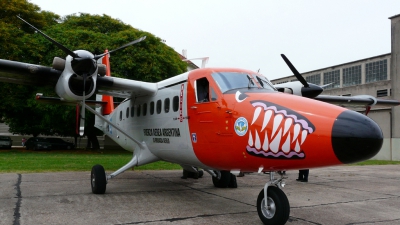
[[100, 50, 114, 115]]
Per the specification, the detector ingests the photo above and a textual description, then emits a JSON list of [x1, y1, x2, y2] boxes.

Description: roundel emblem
[[234, 117, 248, 136]]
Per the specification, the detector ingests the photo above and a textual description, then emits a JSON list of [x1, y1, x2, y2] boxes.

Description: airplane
[[1, 17, 399, 225]]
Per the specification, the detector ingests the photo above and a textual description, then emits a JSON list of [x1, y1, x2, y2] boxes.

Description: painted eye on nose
[[235, 91, 248, 103]]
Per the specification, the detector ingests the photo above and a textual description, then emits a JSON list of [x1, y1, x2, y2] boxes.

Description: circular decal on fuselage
[[234, 117, 248, 136]]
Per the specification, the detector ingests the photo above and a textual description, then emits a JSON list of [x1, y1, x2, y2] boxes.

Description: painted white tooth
[[261, 110, 273, 132], [282, 133, 291, 153], [283, 118, 293, 135], [262, 131, 269, 151], [301, 130, 308, 145], [272, 114, 283, 137], [255, 130, 261, 149], [251, 107, 262, 125], [292, 124, 301, 143], [295, 140, 301, 152], [270, 128, 282, 153], [248, 131, 253, 146]]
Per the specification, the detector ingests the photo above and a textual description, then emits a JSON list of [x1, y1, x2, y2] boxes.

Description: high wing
[[314, 95, 400, 108], [0, 58, 157, 99], [0, 59, 60, 86]]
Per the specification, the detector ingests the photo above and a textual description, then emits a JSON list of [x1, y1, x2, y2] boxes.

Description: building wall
[[270, 16, 400, 161]]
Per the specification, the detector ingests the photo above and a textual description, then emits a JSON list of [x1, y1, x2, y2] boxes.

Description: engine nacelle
[[275, 81, 323, 98], [55, 50, 98, 101]]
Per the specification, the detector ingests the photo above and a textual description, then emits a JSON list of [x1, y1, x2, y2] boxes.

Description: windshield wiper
[[247, 75, 254, 89]]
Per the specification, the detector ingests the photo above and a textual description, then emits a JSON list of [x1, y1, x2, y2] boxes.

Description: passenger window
[[196, 77, 209, 103], [150, 101, 155, 115], [131, 106, 134, 117], [126, 107, 129, 118], [119, 111, 122, 121], [164, 98, 170, 113], [156, 100, 162, 114], [173, 96, 179, 112], [137, 105, 141, 117], [143, 103, 147, 116]]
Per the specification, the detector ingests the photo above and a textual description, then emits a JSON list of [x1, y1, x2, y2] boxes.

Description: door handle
[[191, 106, 197, 109]]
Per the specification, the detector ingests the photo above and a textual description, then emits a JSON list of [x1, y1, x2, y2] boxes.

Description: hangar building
[[271, 14, 400, 161]]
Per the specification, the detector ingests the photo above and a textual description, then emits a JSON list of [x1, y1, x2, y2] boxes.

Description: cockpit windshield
[[255, 75, 276, 91], [211, 72, 258, 93], [211, 72, 276, 93]]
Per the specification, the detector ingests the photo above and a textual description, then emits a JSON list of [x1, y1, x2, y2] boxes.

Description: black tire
[[212, 171, 231, 188], [198, 170, 204, 178], [257, 186, 290, 225], [91, 164, 107, 194]]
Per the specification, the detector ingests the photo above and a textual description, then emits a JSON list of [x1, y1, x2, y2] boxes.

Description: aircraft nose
[[331, 110, 383, 164]]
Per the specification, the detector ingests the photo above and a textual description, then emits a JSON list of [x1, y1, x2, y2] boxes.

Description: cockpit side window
[[195, 77, 210, 103], [210, 87, 217, 101]]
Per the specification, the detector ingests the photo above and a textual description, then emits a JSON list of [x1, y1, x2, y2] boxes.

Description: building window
[[164, 98, 170, 113], [366, 59, 387, 83], [323, 70, 340, 89], [173, 96, 179, 112], [150, 101, 155, 115], [342, 65, 361, 87], [156, 100, 162, 114], [377, 89, 388, 97], [305, 74, 321, 85]]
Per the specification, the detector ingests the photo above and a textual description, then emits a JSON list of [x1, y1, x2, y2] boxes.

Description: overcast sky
[[30, 0, 400, 80]]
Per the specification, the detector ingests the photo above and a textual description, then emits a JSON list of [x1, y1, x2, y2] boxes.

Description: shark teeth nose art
[[245, 100, 316, 159]]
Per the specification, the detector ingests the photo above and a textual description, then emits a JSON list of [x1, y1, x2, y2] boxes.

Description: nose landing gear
[[257, 171, 290, 225]]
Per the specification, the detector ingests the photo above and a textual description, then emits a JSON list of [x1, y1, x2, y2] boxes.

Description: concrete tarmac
[[1, 165, 400, 225]]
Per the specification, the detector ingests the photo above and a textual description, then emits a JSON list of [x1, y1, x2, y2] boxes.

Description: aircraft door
[[189, 77, 221, 143]]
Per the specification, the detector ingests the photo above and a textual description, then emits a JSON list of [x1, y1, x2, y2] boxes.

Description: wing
[[0, 59, 60, 86], [0, 58, 157, 100], [314, 95, 400, 108]]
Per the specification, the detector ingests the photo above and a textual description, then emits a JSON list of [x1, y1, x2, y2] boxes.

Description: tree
[[0, 1, 188, 143]]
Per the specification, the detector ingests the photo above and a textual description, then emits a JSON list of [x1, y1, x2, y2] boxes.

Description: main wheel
[[91, 164, 107, 194], [212, 171, 231, 188], [257, 186, 290, 225]]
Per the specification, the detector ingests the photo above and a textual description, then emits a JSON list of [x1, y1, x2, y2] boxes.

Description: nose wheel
[[257, 186, 290, 225]]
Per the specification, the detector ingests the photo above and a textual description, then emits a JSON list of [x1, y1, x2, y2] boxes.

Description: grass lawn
[[1, 148, 399, 173], [0, 148, 181, 173]]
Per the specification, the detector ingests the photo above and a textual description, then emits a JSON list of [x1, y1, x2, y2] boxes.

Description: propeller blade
[[281, 54, 309, 88], [79, 104, 85, 136], [79, 73, 88, 136], [94, 36, 147, 60], [76, 103, 80, 135], [17, 16, 79, 58]]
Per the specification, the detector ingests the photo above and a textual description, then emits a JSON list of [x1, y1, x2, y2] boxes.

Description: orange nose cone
[[331, 110, 383, 164]]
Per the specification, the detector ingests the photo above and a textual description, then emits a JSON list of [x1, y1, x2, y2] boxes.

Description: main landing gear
[[91, 164, 107, 194], [212, 170, 237, 188], [257, 171, 290, 225], [90, 154, 138, 195]]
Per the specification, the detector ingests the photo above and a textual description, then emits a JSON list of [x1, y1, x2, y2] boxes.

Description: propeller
[[17, 16, 146, 136], [280, 54, 323, 98]]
